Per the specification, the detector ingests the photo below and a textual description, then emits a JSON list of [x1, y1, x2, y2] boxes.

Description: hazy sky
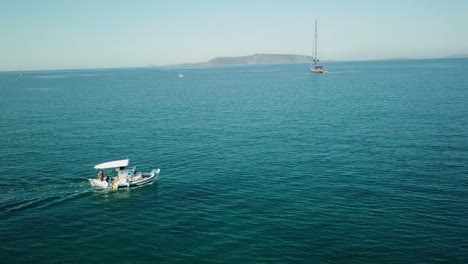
[[1, 0, 468, 71]]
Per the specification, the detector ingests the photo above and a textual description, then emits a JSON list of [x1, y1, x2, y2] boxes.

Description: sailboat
[[310, 20, 327, 73]]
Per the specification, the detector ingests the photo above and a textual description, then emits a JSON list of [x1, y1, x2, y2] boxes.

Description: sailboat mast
[[314, 20, 318, 68], [310, 20, 327, 73]]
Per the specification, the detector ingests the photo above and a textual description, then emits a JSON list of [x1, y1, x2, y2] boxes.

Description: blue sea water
[[0, 59, 467, 263]]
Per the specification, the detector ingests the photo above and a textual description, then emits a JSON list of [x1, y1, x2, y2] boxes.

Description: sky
[[1, 0, 468, 71]]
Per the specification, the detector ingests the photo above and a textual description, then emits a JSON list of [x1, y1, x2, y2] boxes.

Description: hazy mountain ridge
[[176, 53, 468, 67], [180, 54, 317, 66], [443, 54, 468, 59]]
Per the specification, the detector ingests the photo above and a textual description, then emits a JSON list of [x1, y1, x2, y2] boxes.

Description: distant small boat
[[89, 159, 160, 190], [310, 20, 327, 73], [178, 73, 184, 78]]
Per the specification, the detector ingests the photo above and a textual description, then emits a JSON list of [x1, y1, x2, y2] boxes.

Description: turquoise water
[[1, 59, 467, 263]]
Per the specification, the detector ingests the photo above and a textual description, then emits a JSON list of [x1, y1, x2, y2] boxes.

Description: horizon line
[[1, 55, 467, 73]]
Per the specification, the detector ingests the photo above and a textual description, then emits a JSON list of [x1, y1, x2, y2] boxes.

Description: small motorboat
[[89, 159, 160, 189], [178, 73, 184, 78]]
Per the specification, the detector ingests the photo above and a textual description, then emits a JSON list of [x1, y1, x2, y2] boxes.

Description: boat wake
[[0, 181, 94, 216], [324, 70, 360, 74]]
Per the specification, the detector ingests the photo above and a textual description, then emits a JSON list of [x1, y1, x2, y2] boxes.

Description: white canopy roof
[[94, 159, 129, 170]]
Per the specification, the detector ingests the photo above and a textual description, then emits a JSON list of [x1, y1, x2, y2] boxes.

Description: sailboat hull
[[310, 68, 327, 73]]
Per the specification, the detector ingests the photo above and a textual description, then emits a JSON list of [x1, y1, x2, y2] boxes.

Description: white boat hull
[[89, 168, 160, 189], [310, 68, 327, 73]]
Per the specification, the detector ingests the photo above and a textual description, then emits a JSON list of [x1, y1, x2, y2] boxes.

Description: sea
[[0, 59, 467, 264]]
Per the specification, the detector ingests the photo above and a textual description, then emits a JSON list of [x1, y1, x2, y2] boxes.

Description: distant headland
[[174, 53, 468, 67], [178, 54, 320, 66]]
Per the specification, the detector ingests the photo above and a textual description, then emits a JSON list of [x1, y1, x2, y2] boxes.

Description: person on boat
[[98, 170, 104, 181], [111, 177, 119, 190]]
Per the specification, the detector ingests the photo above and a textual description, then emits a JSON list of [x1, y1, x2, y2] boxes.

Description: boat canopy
[[94, 159, 129, 170]]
